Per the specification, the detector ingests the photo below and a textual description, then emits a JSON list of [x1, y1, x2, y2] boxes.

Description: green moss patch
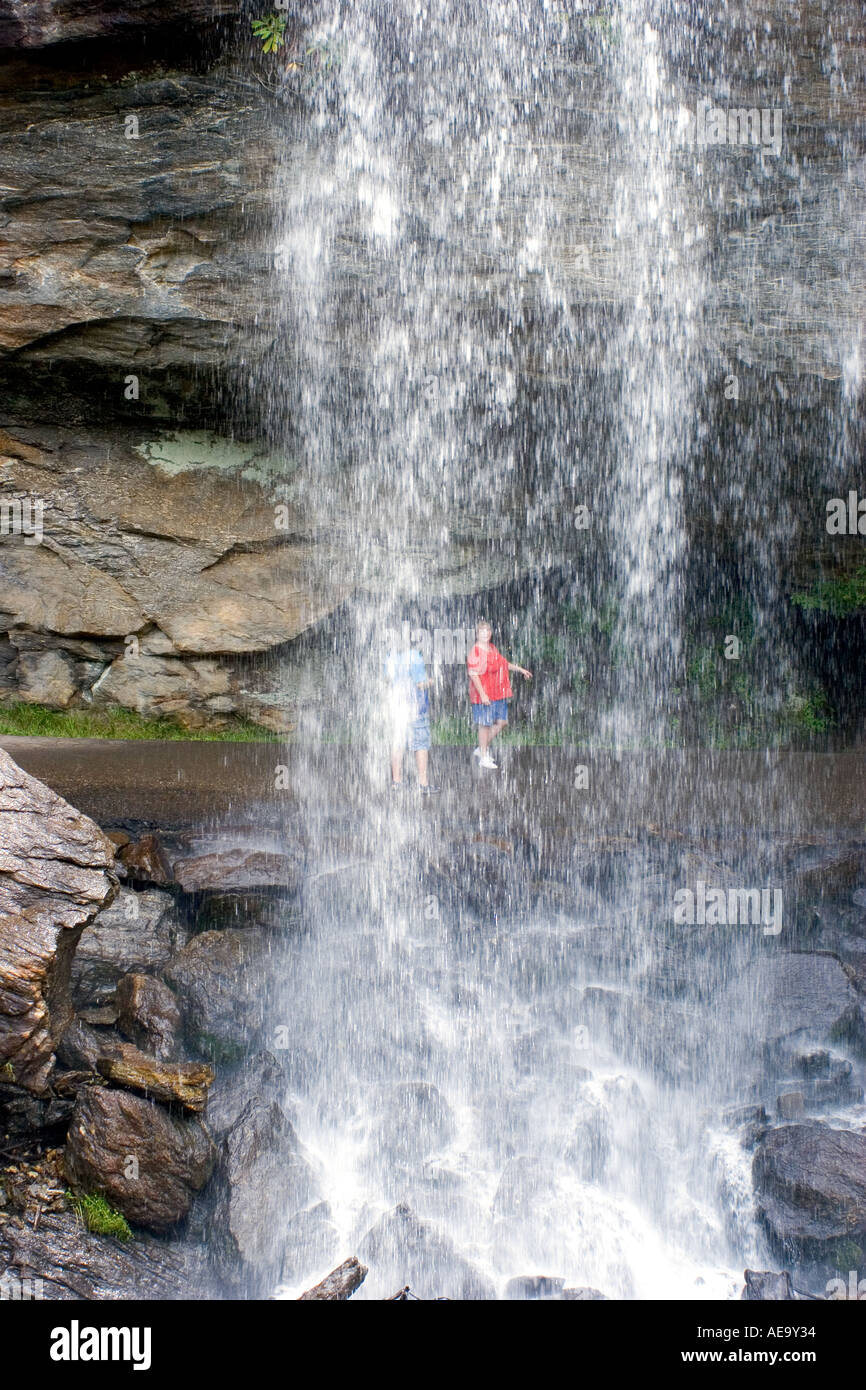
[[67, 1191, 133, 1242]]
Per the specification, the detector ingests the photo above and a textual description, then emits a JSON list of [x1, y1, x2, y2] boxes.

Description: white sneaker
[[479, 754, 498, 769], [472, 746, 483, 760]]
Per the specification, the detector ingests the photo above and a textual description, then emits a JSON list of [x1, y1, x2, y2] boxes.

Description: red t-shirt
[[467, 643, 512, 703]]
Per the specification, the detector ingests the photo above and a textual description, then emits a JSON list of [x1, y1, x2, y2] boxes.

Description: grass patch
[[0, 703, 277, 742], [67, 1191, 133, 1241]]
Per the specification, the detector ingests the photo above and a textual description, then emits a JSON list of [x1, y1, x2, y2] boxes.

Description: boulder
[[761, 953, 866, 1056], [117, 836, 172, 887], [0, 748, 117, 1091], [204, 1051, 287, 1141], [282, 1202, 340, 1284], [115, 973, 181, 1059], [16, 649, 77, 707], [753, 1124, 866, 1264], [209, 1099, 317, 1290], [367, 1082, 456, 1168], [56, 1019, 123, 1072], [359, 1203, 495, 1301], [505, 1275, 565, 1300], [171, 844, 302, 895], [162, 929, 275, 1061], [96, 1043, 213, 1114], [64, 1084, 215, 1232], [564, 1091, 610, 1182], [71, 888, 182, 1006]]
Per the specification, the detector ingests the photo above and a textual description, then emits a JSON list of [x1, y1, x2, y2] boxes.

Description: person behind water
[[466, 619, 532, 769], [384, 641, 437, 793]]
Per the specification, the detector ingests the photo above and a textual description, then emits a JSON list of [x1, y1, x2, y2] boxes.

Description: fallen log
[[298, 1257, 367, 1301], [96, 1043, 214, 1113]]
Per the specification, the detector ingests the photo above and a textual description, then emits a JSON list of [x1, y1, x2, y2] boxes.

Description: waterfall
[[251, 0, 863, 1300]]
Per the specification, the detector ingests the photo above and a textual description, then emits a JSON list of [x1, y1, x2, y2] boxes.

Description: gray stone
[[505, 1275, 564, 1300], [0, 0, 238, 48], [162, 929, 276, 1060], [359, 1203, 496, 1301], [0, 1211, 214, 1300], [16, 649, 77, 707], [71, 888, 181, 1006], [171, 844, 302, 895], [776, 1092, 806, 1120], [367, 1082, 456, 1168], [762, 953, 866, 1056], [753, 1124, 866, 1262], [210, 1099, 317, 1291], [115, 973, 181, 1059], [0, 748, 117, 1091], [282, 1202, 340, 1284], [204, 1051, 287, 1142]]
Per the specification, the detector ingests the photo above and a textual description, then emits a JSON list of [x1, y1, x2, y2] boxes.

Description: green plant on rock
[[792, 567, 866, 618], [785, 689, 833, 734], [67, 1191, 133, 1241], [251, 13, 287, 54]]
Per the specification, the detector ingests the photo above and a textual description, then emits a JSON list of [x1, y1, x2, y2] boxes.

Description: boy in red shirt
[[466, 620, 532, 769]]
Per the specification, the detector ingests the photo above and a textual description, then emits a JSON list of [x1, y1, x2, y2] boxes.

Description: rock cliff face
[[0, 0, 237, 49], [0, 747, 117, 1091], [0, 2, 862, 728]]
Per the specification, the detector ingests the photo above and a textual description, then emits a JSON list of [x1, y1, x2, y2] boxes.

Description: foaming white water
[[272, 878, 757, 1299]]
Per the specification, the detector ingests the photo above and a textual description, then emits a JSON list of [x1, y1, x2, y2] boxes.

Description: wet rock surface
[[71, 887, 183, 1006], [64, 1084, 216, 1232], [0, 748, 117, 1091], [0, 0, 238, 49], [209, 1098, 317, 1293], [753, 1124, 866, 1266], [359, 1204, 496, 1301], [0, 1211, 212, 1300], [297, 1256, 367, 1301], [117, 836, 172, 887], [95, 1042, 213, 1114], [115, 973, 181, 1060], [204, 1051, 288, 1142], [761, 954, 866, 1056], [171, 843, 303, 896], [162, 928, 278, 1061]]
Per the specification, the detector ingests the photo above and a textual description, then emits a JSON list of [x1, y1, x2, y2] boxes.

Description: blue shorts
[[472, 698, 509, 727], [406, 715, 431, 751]]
